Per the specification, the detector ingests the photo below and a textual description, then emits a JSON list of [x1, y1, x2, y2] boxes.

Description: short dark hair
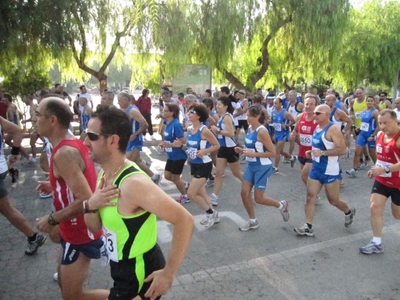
[[142, 88, 149, 96], [220, 86, 230, 95], [80, 85, 85, 91], [178, 92, 184, 98], [252, 96, 262, 104], [217, 96, 234, 114], [44, 99, 73, 129], [165, 103, 180, 119], [191, 103, 209, 122], [92, 106, 131, 153], [202, 98, 214, 110], [3, 93, 12, 102], [380, 91, 388, 97]]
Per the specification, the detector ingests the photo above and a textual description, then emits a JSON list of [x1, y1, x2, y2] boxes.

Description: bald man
[[294, 104, 356, 237]]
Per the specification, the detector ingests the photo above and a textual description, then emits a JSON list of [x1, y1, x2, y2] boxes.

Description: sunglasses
[[85, 130, 109, 141], [313, 111, 324, 116], [189, 110, 196, 114]]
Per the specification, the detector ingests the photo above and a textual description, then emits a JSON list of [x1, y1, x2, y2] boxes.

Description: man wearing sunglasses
[[84, 106, 194, 300], [294, 104, 356, 237], [34, 97, 109, 300]]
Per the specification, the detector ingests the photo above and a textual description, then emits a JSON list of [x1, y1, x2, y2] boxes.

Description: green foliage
[[1, 65, 50, 97]]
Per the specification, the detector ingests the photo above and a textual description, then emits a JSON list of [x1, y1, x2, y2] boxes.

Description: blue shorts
[[309, 168, 342, 185], [243, 164, 272, 190], [274, 130, 289, 142], [60, 237, 102, 265], [356, 133, 376, 149], [126, 140, 143, 152]]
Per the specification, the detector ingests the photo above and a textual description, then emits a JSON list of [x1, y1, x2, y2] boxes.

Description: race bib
[[360, 122, 369, 132], [376, 160, 393, 178], [300, 134, 312, 146], [186, 147, 197, 159], [245, 149, 257, 162], [104, 227, 118, 262], [273, 123, 282, 131]]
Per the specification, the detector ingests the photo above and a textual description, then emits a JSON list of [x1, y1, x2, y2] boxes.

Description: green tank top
[[99, 164, 157, 262], [353, 98, 367, 128]]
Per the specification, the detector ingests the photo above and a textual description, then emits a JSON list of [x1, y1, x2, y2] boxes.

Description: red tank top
[[50, 139, 102, 244], [298, 113, 318, 158], [375, 130, 400, 188]]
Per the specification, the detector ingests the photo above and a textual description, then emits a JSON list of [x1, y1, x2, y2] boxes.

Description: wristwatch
[[384, 166, 391, 174], [47, 213, 59, 226], [320, 150, 326, 156]]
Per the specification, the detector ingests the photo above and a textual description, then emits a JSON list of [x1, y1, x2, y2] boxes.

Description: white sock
[[211, 193, 218, 199], [278, 202, 283, 210], [250, 218, 257, 223], [372, 237, 382, 245]]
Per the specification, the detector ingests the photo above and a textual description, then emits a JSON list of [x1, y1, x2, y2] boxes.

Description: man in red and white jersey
[[35, 97, 109, 299], [360, 109, 400, 255], [291, 94, 319, 185]]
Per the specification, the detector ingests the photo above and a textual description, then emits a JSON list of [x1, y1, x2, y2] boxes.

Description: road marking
[[170, 222, 400, 299]]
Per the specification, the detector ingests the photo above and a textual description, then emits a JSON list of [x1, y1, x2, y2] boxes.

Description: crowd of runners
[[0, 83, 400, 299]]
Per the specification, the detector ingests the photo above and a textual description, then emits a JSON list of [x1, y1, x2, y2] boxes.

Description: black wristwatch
[[384, 166, 391, 174], [47, 213, 59, 226]]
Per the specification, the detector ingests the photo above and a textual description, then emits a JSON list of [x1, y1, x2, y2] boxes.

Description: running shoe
[[53, 272, 58, 282], [239, 220, 259, 231], [200, 210, 219, 228], [359, 240, 384, 254], [364, 157, 371, 168], [283, 157, 290, 164], [152, 173, 161, 185], [39, 192, 52, 199], [290, 155, 297, 168], [279, 200, 290, 222], [176, 194, 190, 204], [210, 193, 218, 206], [344, 207, 356, 228], [294, 223, 314, 237], [346, 168, 357, 178], [272, 167, 279, 174], [9, 168, 19, 183], [25, 234, 46, 255]]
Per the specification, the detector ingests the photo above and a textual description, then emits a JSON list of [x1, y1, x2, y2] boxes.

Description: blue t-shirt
[[163, 118, 187, 160]]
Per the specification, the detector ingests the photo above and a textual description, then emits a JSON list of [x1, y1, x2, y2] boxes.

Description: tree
[[156, 0, 350, 92], [332, 0, 400, 90]]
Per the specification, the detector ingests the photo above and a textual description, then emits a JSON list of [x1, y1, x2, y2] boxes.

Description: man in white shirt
[[393, 97, 400, 124]]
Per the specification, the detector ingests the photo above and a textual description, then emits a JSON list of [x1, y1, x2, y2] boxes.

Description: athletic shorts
[[109, 244, 166, 300], [165, 159, 186, 175], [217, 146, 239, 163], [236, 120, 249, 131], [0, 171, 8, 199], [309, 169, 342, 185], [190, 162, 213, 179], [126, 140, 143, 152], [60, 237, 102, 265], [274, 130, 289, 142], [372, 180, 400, 206], [243, 164, 272, 190], [356, 133, 376, 149], [298, 156, 312, 165]]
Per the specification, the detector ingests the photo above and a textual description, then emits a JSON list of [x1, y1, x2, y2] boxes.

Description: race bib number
[[104, 228, 118, 262], [376, 160, 392, 178], [245, 149, 257, 162], [360, 122, 369, 132], [300, 134, 312, 146], [186, 147, 197, 159], [273, 123, 282, 131], [355, 112, 363, 119]]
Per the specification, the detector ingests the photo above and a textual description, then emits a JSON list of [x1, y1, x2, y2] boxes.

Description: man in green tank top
[[83, 106, 194, 300]]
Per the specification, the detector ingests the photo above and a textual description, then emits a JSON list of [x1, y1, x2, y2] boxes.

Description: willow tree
[[156, 0, 350, 92], [332, 0, 400, 90]]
